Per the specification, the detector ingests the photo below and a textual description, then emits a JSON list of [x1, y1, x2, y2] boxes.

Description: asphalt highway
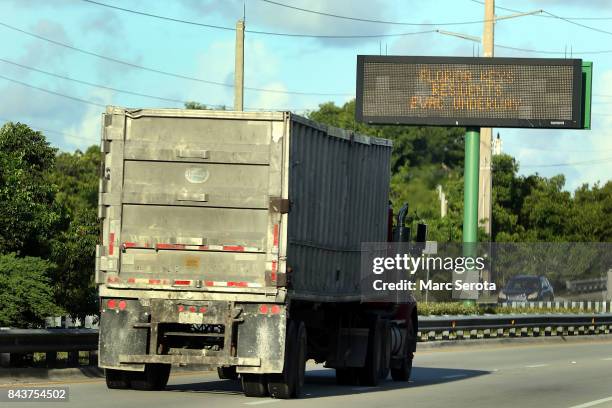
[[3, 338, 612, 408]]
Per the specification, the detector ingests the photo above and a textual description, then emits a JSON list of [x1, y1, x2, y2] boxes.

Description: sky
[[0, 0, 611, 192]]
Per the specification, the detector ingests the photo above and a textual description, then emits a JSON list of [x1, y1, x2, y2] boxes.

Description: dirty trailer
[[97, 107, 417, 398]]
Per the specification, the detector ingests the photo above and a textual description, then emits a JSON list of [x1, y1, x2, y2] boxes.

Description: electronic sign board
[[356, 56, 584, 129]]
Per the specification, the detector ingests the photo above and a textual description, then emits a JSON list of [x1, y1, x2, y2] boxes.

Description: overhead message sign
[[356, 56, 583, 128]]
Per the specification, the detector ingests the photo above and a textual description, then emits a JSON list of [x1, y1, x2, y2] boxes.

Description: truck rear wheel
[[390, 352, 413, 381], [242, 374, 268, 397], [358, 318, 383, 386], [217, 366, 238, 380], [105, 369, 130, 389], [292, 322, 307, 398], [391, 322, 415, 382], [131, 364, 171, 391], [380, 320, 392, 380], [267, 320, 298, 398]]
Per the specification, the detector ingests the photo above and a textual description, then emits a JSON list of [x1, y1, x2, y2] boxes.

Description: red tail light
[[118, 300, 127, 310], [107, 299, 116, 309], [271, 305, 281, 314], [259, 305, 268, 314]]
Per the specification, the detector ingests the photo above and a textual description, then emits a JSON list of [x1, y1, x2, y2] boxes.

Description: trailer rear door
[[97, 108, 287, 293]]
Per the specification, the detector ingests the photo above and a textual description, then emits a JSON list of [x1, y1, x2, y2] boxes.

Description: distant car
[[498, 275, 554, 302]]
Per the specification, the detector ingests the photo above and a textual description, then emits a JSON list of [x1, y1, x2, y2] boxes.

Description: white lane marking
[[244, 400, 281, 406], [602, 357, 612, 361], [525, 364, 548, 368], [567, 396, 612, 408], [442, 374, 467, 379]]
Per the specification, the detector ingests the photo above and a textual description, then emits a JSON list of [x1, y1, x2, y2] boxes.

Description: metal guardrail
[[418, 313, 612, 341], [1, 314, 612, 365], [565, 277, 607, 293], [0, 329, 98, 353], [0, 328, 98, 368]]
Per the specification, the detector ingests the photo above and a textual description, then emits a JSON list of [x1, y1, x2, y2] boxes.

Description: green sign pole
[[459, 127, 480, 303], [463, 127, 480, 245]]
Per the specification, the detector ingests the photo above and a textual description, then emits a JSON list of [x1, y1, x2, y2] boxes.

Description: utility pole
[[479, 0, 494, 235], [478, 0, 495, 234], [234, 19, 245, 111]]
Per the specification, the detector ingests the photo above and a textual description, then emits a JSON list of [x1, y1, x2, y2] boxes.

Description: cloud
[[188, 37, 289, 109], [179, 0, 409, 47], [18, 19, 71, 67], [79, 9, 124, 36]]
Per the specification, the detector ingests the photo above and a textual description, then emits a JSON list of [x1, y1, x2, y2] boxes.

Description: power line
[[521, 157, 612, 168], [0, 73, 106, 108], [0, 73, 316, 112], [469, 0, 612, 20], [542, 10, 612, 37], [257, 0, 492, 26], [0, 57, 186, 105], [78, 0, 438, 39], [77, 2, 612, 56], [0, 21, 355, 97], [495, 43, 612, 55]]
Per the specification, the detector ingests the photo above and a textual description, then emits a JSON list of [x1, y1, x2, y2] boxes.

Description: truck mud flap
[[99, 298, 148, 371], [236, 303, 286, 374]]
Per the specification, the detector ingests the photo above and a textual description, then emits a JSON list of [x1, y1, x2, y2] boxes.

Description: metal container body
[[97, 108, 391, 303], [287, 116, 392, 301]]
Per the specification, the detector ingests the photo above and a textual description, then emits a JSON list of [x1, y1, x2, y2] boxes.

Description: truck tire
[[379, 320, 391, 380], [267, 320, 297, 398], [390, 352, 413, 381], [335, 368, 359, 385], [105, 369, 130, 389], [131, 364, 171, 391], [358, 318, 383, 386], [391, 323, 415, 382], [217, 366, 238, 380], [292, 322, 307, 398], [242, 374, 268, 397]]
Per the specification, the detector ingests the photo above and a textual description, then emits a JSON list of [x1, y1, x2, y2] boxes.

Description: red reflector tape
[[156, 243, 185, 250], [271, 261, 278, 281], [127, 278, 135, 283], [123, 242, 137, 248], [222, 245, 244, 252], [205, 281, 214, 287], [107, 276, 119, 283], [174, 280, 191, 286], [109, 233, 115, 255], [228, 281, 248, 287], [273, 224, 279, 248], [149, 279, 161, 284]]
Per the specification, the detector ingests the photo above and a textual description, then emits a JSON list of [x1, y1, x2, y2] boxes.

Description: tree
[[184, 101, 226, 110], [46, 146, 102, 323], [0, 122, 61, 256], [0, 253, 63, 327]]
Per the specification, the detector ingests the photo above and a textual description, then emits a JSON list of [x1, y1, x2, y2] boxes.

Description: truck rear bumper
[[119, 354, 261, 367]]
